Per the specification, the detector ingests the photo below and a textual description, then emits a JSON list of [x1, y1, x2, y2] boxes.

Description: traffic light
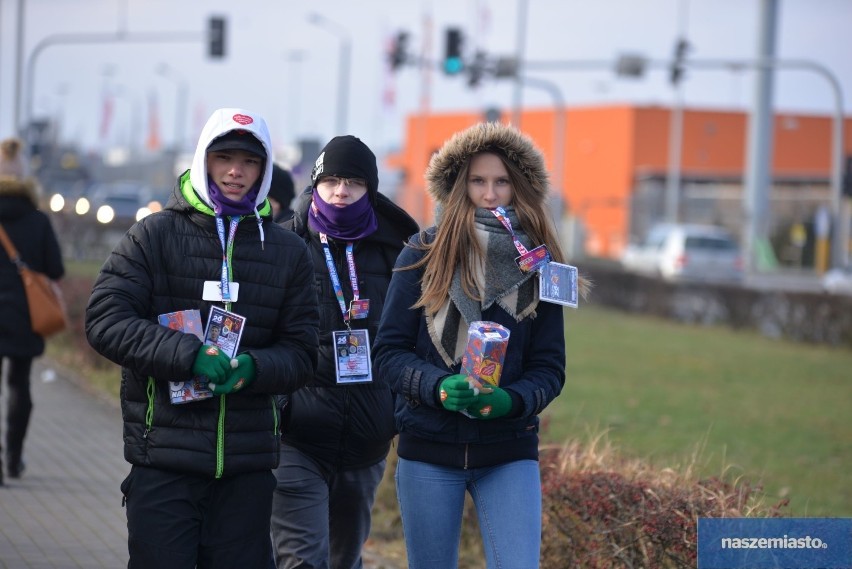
[[389, 31, 409, 71], [208, 16, 227, 59], [669, 37, 689, 85], [443, 28, 464, 75], [467, 51, 487, 87]]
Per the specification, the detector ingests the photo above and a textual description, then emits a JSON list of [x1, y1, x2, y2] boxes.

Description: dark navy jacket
[[372, 230, 566, 469]]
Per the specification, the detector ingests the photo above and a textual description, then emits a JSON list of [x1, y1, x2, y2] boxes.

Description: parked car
[[84, 181, 167, 226], [822, 264, 852, 295], [621, 223, 743, 283]]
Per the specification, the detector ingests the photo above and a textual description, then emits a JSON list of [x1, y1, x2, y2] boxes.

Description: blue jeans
[[395, 457, 542, 569]]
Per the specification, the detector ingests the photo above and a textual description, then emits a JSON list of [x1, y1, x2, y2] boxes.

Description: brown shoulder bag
[[0, 223, 67, 337]]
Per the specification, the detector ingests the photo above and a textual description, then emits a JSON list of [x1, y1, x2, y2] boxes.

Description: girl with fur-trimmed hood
[[373, 122, 570, 568], [0, 138, 64, 485]]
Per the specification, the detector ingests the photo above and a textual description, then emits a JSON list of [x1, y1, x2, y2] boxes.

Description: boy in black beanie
[[271, 135, 418, 569]]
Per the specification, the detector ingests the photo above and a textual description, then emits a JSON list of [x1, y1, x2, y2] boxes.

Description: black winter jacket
[[0, 179, 64, 358], [281, 187, 418, 473], [85, 174, 319, 477]]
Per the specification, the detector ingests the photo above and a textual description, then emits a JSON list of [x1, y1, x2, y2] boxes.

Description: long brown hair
[[403, 150, 564, 316]]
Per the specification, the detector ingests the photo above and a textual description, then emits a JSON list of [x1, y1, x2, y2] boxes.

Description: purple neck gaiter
[[308, 188, 378, 240], [207, 176, 261, 216]]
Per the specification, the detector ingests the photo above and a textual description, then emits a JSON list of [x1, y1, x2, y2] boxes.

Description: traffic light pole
[[17, 30, 203, 137], [518, 55, 847, 268], [518, 75, 565, 201], [688, 57, 846, 268]]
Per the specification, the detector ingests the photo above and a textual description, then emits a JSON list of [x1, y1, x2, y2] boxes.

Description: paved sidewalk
[[0, 358, 128, 569], [0, 360, 403, 569]]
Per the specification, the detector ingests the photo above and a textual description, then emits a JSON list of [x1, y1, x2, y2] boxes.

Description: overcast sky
[[1, 0, 850, 159]]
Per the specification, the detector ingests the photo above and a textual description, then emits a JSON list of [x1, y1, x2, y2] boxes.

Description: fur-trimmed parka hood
[[0, 177, 39, 210], [425, 122, 550, 205], [0, 137, 39, 209]]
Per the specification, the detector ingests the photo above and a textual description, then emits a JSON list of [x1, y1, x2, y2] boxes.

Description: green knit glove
[[191, 344, 234, 385], [465, 387, 512, 420], [210, 354, 256, 395], [438, 374, 477, 411]]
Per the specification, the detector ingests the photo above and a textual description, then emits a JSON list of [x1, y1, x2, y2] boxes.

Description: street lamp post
[[283, 50, 307, 141], [524, 54, 846, 268], [157, 63, 188, 152], [307, 13, 351, 135], [53, 83, 70, 143]]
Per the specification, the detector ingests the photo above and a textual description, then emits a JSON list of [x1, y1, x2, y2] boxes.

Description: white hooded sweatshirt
[[189, 107, 274, 212]]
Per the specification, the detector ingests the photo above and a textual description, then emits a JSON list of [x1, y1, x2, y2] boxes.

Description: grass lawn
[[59, 258, 852, 518], [545, 304, 852, 517]]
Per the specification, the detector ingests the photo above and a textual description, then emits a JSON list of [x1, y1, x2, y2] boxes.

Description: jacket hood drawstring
[[254, 207, 265, 250]]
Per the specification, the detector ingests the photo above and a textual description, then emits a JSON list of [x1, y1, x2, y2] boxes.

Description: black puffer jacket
[[86, 173, 320, 477], [0, 178, 64, 358], [281, 187, 418, 473]]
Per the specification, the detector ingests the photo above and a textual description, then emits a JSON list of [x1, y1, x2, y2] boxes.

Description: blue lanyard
[[215, 216, 240, 302], [319, 233, 359, 326]]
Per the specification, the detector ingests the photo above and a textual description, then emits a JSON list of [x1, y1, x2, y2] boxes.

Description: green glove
[[465, 387, 512, 420], [210, 353, 256, 395], [191, 344, 234, 385], [438, 374, 477, 411]]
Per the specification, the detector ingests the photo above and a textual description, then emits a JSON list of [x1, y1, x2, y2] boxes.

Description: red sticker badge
[[232, 114, 253, 125]]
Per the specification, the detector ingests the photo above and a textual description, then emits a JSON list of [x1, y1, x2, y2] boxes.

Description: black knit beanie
[[268, 164, 295, 205], [311, 135, 378, 203]]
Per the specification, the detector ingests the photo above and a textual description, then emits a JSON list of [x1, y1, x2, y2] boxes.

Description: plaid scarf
[[427, 207, 539, 366]]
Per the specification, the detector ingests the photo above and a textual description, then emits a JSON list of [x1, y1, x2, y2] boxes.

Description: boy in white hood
[[86, 108, 320, 568]]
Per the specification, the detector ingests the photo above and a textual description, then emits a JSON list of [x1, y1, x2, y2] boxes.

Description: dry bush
[[56, 274, 116, 372], [539, 433, 788, 569]]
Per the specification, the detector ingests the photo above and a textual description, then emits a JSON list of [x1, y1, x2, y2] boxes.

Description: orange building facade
[[388, 104, 852, 260]]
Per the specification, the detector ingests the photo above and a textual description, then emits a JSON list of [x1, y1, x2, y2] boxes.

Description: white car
[[822, 264, 852, 295], [621, 223, 744, 283]]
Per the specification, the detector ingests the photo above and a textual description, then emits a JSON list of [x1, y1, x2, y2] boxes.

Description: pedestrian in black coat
[[271, 135, 418, 569], [0, 138, 65, 485], [85, 108, 320, 568]]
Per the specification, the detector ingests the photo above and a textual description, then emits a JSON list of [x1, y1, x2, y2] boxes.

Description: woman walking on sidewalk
[[0, 138, 65, 485], [373, 122, 576, 568]]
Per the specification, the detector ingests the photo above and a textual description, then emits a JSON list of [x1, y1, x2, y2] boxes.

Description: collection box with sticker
[[460, 321, 511, 394]]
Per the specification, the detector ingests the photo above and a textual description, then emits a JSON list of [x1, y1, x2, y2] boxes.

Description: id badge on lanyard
[[320, 234, 373, 383], [332, 329, 373, 383]]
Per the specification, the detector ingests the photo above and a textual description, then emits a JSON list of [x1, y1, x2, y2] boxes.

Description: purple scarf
[[207, 176, 261, 216], [308, 188, 378, 240]]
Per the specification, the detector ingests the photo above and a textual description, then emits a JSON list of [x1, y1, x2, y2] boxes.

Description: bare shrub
[[539, 434, 788, 569]]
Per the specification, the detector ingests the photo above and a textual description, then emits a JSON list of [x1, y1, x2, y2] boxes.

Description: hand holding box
[[460, 321, 510, 395]]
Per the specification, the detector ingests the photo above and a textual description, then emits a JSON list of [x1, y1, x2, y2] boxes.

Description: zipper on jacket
[[143, 377, 155, 439], [335, 388, 352, 470], [271, 395, 280, 436], [216, 395, 226, 478], [214, 215, 240, 479]]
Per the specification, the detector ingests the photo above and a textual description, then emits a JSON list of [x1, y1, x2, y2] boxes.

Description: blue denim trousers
[[395, 457, 542, 569]]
